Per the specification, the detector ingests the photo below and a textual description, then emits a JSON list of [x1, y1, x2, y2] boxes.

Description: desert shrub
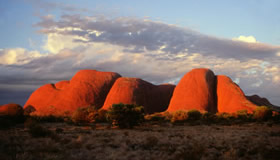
[[202, 112, 217, 123], [71, 106, 96, 123], [24, 118, 52, 137], [215, 112, 235, 124], [171, 110, 188, 123], [162, 111, 173, 121], [272, 111, 280, 122], [236, 110, 250, 121], [31, 115, 64, 123], [253, 106, 273, 121], [106, 103, 145, 128], [71, 106, 107, 124], [174, 141, 205, 160], [71, 107, 90, 123], [187, 109, 202, 121], [94, 109, 108, 122], [144, 112, 166, 122]]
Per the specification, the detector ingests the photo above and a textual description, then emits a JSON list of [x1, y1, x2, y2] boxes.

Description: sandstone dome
[[24, 70, 121, 116], [167, 68, 217, 113]]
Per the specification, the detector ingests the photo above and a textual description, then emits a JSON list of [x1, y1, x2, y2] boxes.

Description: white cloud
[[232, 35, 258, 43], [43, 33, 88, 54], [0, 48, 43, 65]]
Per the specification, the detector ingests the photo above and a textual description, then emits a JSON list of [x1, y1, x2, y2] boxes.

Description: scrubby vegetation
[[106, 103, 145, 128], [1, 104, 280, 160], [1, 121, 280, 160], [24, 118, 53, 138], [71, 105, 107, 124], [187, 109, 202, 121], [253, 106, 273, 121], [171, 110, 188, 123]]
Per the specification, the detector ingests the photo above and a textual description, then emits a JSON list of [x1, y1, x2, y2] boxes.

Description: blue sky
[[0, 0, 280, 105]]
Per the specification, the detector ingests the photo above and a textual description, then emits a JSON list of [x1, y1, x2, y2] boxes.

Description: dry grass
[[1, 122, 280, 160]]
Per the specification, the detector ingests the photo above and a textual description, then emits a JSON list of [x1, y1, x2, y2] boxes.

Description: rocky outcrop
[[23, 68, 273, 116], [247, 95, 274, 107], [102, 78, 175, 114], [247, 94, 280, 112], [0, 103, 23, 117], [24, 70, 121, 116], [217, 75, 257, 113], [167, 68, 217, 113]]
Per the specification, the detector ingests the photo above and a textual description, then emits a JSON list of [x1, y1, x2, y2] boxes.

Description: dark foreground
[[1, 122, 280, 160]]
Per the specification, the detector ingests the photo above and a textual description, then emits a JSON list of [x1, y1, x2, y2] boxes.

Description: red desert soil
[[0, 103, 23, 116], [24, 70, 121, 116], [168, 68, 217, 113], [217, 75, 257, 113], [102, 77, 175, 114]]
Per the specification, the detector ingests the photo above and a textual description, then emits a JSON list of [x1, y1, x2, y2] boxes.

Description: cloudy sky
[[0, 0, 279, 106]]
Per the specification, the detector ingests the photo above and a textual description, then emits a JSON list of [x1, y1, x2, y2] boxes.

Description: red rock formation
[[167, 68, 217, 113], [0, 103, 23, 116], [247, 94, 280, 112], [247, 95, 274, 107], [102, 77, 175, 114], [217, 75, 257, 113], [24, 70, 121, 116]]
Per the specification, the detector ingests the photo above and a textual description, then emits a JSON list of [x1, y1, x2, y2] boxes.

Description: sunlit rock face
[[23, 68, 264, 116], [0, 103, 23, 116], [102, 77, 175, 114], [24, 70, 121, 116], [167, 68, 217, 113], [216, 75, 257, 113]]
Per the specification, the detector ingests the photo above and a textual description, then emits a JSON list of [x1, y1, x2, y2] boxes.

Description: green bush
[[253, 106, 273, 121], [106, 103, 144, 128], [171, 110, 188, 123], [187, 110, 202, 121]]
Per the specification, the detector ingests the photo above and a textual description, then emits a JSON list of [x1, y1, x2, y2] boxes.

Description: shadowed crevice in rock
[[212, 75, 218, 113]]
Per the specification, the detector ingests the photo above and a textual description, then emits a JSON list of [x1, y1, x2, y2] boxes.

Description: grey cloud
[[36, 15, 280, 61]]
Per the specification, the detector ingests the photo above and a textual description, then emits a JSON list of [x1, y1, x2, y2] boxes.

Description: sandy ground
[[1, 122, 280, 160]]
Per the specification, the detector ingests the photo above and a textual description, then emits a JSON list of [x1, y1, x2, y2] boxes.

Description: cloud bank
[[1, 14, 280, 105]]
